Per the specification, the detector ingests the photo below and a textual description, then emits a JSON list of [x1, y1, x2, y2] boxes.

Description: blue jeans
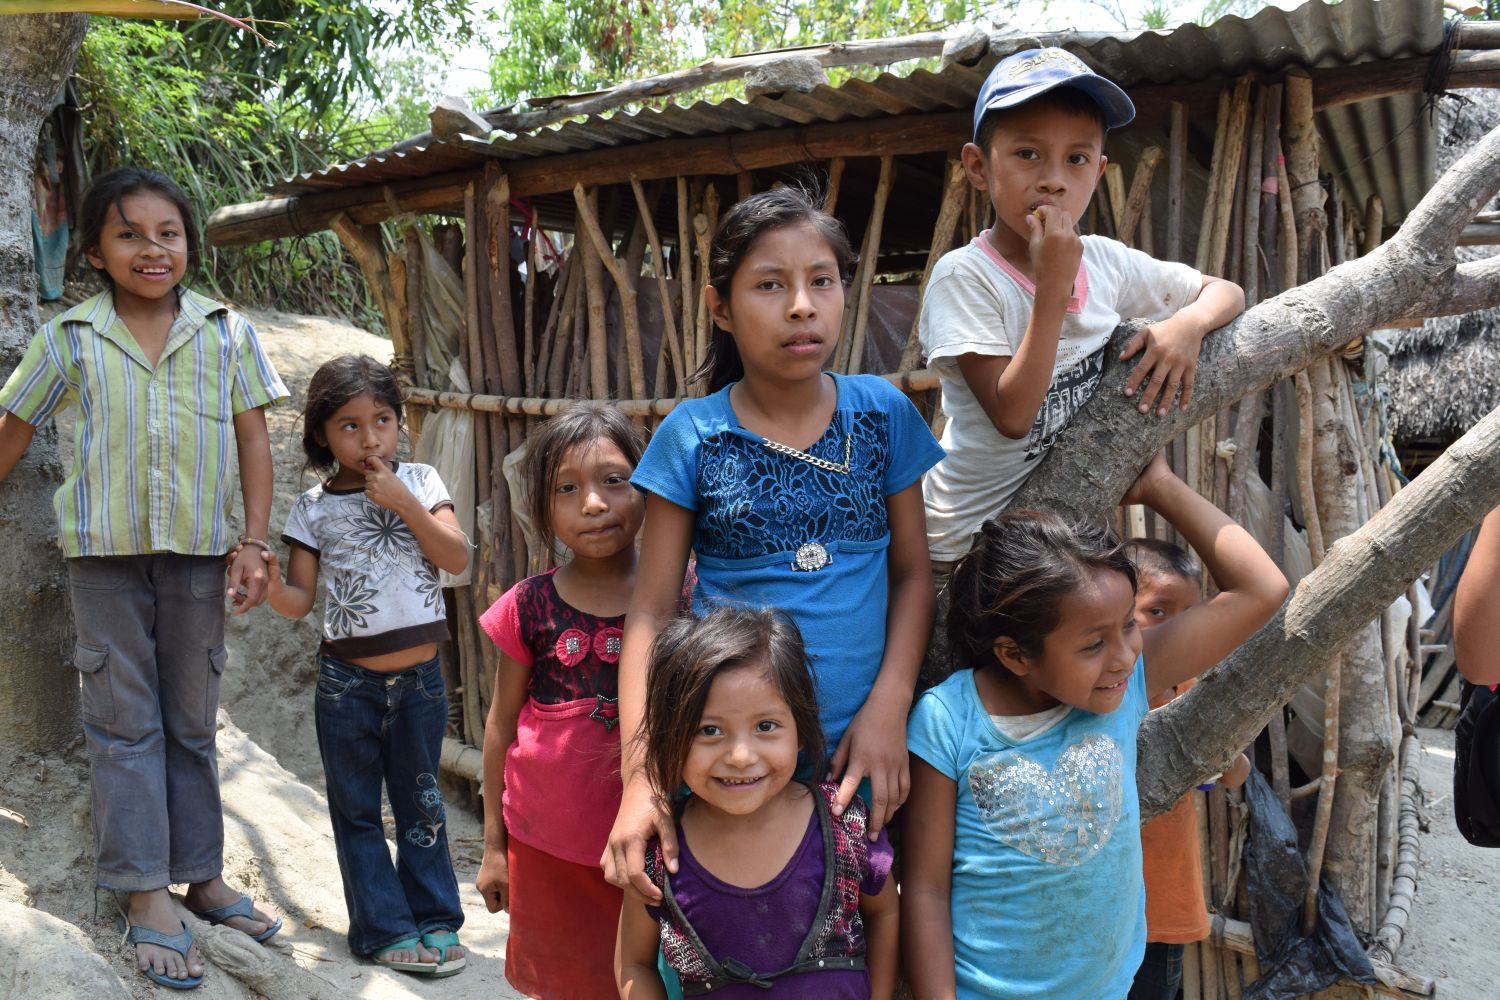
[[1129, 942, 1185, 1000], [314, 653, 463, 956]]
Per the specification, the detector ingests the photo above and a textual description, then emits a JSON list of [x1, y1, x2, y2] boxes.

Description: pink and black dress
[[479, 567, 629, 999]]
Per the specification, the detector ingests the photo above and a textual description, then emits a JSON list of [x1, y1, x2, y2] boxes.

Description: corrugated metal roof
[[270, 0, 1444, 223]]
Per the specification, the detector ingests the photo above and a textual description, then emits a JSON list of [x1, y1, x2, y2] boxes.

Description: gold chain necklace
[[760, 434, 852, 474]]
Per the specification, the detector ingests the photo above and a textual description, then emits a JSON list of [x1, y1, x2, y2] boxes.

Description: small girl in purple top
[[617, 607, 898, 999]]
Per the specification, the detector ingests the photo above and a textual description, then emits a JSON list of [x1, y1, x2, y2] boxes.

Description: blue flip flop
[[421, 930, 467, 977], [189, 894, 283, 943], [125, 921, 204, 990]]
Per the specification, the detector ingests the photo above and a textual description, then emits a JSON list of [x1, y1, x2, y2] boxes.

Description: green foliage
[[180, 1, 491, 111], [483, 1, 1013, 107], [75, 18, 379, 324]]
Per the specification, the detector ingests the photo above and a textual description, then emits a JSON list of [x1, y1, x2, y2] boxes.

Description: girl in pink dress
[[476, 402, 646, 999]]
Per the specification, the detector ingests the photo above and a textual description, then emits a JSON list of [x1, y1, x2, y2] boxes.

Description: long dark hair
[[79, 166, 199, 287], [691, 184, 857, 393], [640, 606, 825, 809], [948, 509, 1138, 669], [525, 401, 644, 555], [301, 354, 404, 472]]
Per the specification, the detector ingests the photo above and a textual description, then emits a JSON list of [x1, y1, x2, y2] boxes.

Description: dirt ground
[[1, 306, 1496, 998]]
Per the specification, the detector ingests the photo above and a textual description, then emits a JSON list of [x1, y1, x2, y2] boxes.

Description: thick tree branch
[[1441, 255, 1500, 316], [1137, 399, 1500, 817]]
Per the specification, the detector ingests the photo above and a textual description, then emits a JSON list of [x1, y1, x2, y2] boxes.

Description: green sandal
[[421, 930, 466, 977], [372, 937, 438, 975]]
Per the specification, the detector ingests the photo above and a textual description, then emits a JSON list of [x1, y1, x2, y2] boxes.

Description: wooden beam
[[208, 112, 969, 246], [1208, 916, 1433, 999], [402, 368, 940, 417], [1458, 221, 1500, 245]]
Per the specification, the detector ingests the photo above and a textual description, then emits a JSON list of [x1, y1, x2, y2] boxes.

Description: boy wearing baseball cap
[[919, 47, 1245, 572]]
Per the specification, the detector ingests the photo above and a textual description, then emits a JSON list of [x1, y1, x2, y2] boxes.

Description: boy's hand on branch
[[1026, 205, 1083, 299], [1120, 318, 1203, 416], [1121, 451, 1176, 508], [830, 691, 912, 839]]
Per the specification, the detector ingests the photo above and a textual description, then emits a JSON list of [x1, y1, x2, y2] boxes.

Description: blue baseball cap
[[972, 47, 1136, 143]]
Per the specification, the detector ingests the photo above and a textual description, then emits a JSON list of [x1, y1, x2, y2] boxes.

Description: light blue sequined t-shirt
[[907, 660, 1149, 1000], [632, 373, 944, 751]]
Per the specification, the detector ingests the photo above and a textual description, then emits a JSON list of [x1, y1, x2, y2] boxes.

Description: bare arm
[[604, 493, 695, 899], [1128, 455, 1288, 698], [265, 546, 319, 619], [0, 411, 37, 486], [901, 756, 958, 1000], [1120, 275, 1246, 416], [860, 876, 900, 1000], [477, 651, 530, 912], [230, 406, 274, 613], [362, 456, 469, 574], [1455, 507, 1500, 685], [955, 206, 1081, 440], [830, 481, 930, 834], [615, 895, 667, 999]]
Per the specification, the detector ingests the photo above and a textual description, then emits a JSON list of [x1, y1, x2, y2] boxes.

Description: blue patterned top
[[633, 373, 944, 750]]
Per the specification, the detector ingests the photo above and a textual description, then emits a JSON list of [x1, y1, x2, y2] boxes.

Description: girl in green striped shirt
[[0, 167, 288, 990]]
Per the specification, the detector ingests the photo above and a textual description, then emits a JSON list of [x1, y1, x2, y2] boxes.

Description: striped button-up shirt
[[0, 289, 288, 557]]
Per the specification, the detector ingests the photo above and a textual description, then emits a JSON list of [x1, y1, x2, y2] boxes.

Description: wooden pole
[[574, 182, 647, 401], [1117, 146, 1163, 247], [401, 367, 941, 416], [1242, 87, 1267, 305], [578, 187, 611, 399], [461, 183, 492, 506], [1167, 101, 1187, 263], [631, 174, 688, 391], [847, 156, 895, 375], [694, 183, 719, 386], [824, 156, 845, 215], [677, 176, 696, 377], [899, 158, 968, 372], [1195, 88, 1232, 273]]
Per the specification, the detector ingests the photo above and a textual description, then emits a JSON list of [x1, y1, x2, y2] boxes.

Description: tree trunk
[[1003, 120, 1500, 821], [0, 13, 88, 752], [1307, 360, 1391, 934]]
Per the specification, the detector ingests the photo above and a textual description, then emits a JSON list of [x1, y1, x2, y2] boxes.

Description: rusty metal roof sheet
[[269, 0, 1445, 223]]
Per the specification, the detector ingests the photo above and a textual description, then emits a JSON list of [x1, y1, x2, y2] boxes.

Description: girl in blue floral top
[[260, 354, 471, 977], [604, 186, 945, 905]]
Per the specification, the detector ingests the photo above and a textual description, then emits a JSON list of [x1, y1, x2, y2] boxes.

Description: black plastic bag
[[1241, 768, 1376, 999]]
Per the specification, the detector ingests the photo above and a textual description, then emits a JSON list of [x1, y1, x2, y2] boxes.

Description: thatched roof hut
[[1387, 88, 1500, 456]]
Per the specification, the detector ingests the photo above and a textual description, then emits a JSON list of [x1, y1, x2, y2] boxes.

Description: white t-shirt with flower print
[[281, 460, 454, 659]]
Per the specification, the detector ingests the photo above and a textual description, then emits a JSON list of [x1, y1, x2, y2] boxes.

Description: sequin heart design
[[967, 732, 1123, 867]]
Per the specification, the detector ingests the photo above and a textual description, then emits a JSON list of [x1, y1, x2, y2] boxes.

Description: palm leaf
[[2, 2, 269, 43]]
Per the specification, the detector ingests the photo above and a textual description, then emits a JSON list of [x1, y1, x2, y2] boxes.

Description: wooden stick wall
[[335, 69, 1434, 998]]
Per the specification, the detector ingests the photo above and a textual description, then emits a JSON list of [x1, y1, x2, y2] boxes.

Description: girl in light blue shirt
[[903, 455, 1286, 999]]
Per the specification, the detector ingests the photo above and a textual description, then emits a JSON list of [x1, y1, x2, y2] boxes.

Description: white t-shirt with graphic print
[[282, 460, 454, 659], [918, 234, 1203, 562]]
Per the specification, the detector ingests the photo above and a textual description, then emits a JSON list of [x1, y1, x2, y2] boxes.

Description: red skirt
[[505, 837, 624, 999]]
